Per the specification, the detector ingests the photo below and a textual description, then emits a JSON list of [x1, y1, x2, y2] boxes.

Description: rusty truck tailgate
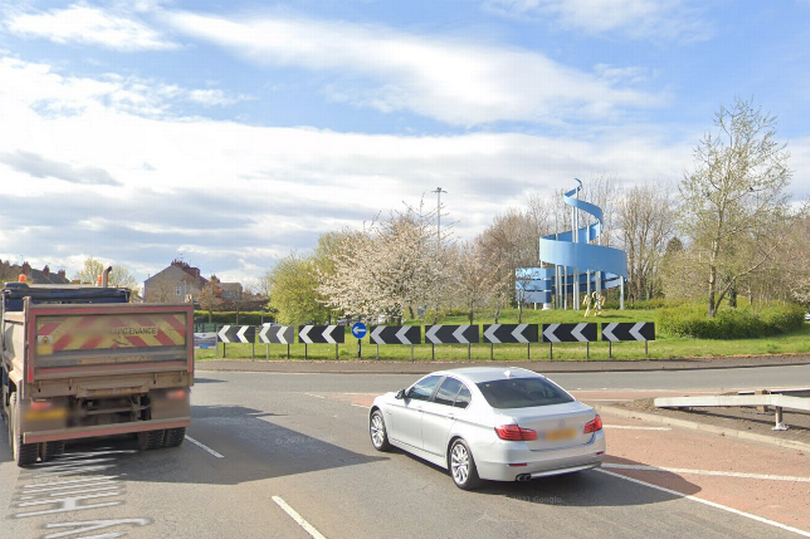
[[27, 303, 194, 382]]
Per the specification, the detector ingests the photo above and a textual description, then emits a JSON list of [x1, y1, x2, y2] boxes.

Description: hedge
[[656, 302, 805, 339]]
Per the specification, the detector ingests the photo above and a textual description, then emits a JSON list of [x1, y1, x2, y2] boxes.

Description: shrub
[[656, 302, 805, 339]]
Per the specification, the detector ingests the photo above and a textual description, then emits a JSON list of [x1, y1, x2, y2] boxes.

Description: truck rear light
[[30, 400, 54, 411], [583, 415, 603, 434], [166, 388, 188, 400], [495, 424, 539, 441]]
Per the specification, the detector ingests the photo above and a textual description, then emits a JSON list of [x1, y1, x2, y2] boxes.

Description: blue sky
[[1, 0, 809, 289]]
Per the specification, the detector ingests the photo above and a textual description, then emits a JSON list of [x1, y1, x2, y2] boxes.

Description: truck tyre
[[42, 441, 66, 461], [10, 394, 39, 467], [163, 427, 186, 448], [138, 429, 166, 451]]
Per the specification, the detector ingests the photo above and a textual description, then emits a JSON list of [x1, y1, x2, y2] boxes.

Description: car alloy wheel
[[449, 439, 480, 490], [369, 409, 391, 451]]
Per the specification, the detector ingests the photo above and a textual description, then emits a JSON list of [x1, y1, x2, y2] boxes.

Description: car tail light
[[583, 415, 603, 434], [495, 424, 538, 441]]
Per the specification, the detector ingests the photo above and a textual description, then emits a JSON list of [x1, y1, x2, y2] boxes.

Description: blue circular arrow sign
[[351, 322, 368, 339]]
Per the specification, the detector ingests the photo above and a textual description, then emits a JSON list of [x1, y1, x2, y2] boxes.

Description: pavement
[[197, 353, 810, 374]]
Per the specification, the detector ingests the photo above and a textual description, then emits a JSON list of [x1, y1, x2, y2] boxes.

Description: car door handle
[[447, 413, 455, 420]]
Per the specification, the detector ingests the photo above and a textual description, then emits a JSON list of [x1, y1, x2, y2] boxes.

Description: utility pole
[[432, 187, 447, 240]]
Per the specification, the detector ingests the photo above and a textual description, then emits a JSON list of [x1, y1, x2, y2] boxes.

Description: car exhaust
[[516, 473, 532, 482]]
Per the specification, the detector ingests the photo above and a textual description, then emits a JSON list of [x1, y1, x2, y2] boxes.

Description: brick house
[[143, 260, 244, 304]]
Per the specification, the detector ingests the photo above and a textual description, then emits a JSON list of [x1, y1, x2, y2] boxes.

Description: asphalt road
[[2, 365, 809, 539]]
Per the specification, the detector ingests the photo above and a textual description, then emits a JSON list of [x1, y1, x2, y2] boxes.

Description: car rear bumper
[[475, 432, 606, 482]]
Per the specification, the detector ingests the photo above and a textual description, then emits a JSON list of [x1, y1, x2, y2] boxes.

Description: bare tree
[[198, 280, 224, 323], [449, 239, 507, 324], [73, 258, 138, 289], [619, 183, 674, 303], [679, 97, 792, 318]]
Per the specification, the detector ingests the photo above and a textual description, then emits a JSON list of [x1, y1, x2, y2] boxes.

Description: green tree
[[266, 253, 329, 325], [679, 97, 792, 318]]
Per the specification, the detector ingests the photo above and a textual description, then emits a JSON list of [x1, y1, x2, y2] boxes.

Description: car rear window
[[476, 377, 574, 409]]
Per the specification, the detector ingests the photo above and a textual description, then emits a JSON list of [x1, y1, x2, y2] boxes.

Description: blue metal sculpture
[[517, 179, 627, 309]]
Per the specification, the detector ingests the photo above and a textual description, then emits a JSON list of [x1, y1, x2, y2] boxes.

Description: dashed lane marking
[[603, 463, 810, 483], [185, 436, 225, 459], [272, 496, 328, 539], [597, 468, 810, 538]]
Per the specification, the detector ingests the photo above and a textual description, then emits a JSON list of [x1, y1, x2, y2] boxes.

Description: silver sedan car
[[369, 366, 605, 490]]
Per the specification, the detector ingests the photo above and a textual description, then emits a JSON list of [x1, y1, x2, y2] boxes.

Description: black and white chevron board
[[425, 325, 479, 361], [217, 325, 257, 359], [299, 325, 344, 360], [370, 326, 421, 345], [298, 325, 345, 344], [602, 322, 655, 342], [483, 323, 539, 360], [259, 324, 295, 344], [370, 326, 421, 361], [602, 322, 655, 357], [541, 323, 598, 360], [217, 325, 256, 344], [541, 323, 597, 343], [483, 324, 538, 344], [259, 324, 295, 359]]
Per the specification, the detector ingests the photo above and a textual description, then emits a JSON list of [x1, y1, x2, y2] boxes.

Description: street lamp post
[[432, 187, 447, 240]]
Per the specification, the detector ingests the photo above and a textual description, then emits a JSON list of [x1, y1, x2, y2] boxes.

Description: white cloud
[[6, 3, 178, 51], [482, 0, 711, 42], [164, 11, 662, 127]]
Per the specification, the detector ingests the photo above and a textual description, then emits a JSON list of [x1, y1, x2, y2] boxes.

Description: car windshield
[[476, 377, 574, 409]]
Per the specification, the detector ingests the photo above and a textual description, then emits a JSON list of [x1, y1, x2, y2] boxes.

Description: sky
[[1, 0, 809, 290]]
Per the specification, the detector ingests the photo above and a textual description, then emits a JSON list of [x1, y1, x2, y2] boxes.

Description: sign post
[[351, 322, 368, 359]]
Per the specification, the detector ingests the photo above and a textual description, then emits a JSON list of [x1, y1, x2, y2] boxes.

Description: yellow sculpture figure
[[583, 291, 605, 317]]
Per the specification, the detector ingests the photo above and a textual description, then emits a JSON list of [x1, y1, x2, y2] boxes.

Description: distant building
[[1, 261, 70, 285], [143, 260, 244, 305]]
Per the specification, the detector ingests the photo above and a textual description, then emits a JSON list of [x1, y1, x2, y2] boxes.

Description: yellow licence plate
[[545, 428, 577, 441]]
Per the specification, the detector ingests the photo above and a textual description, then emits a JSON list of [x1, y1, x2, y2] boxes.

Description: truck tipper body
[[1, 282, 194, 466]]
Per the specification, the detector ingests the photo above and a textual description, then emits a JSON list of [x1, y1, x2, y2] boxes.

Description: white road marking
[[185, 436, 224, 459], [604, 425, 672, 431], [603, 463, 810, 482], [597, 468, 810, 538], [272, 496, 328, 539], [351, 403, 368, 409], [306, 393, 326, 399]]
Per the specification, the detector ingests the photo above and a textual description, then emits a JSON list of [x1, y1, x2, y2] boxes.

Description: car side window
[[454, 385, 472, 409], [406, 375, 443, 401], [433, 377, 463, 406]]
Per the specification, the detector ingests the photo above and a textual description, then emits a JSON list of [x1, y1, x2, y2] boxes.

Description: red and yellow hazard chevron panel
[[35, 313, 188, 356]]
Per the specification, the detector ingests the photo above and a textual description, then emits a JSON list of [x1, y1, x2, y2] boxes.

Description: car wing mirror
[[395, 389, 406, 400]]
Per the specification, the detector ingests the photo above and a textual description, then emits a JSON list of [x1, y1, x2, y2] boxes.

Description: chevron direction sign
[[370, 326, 421, 345], [259, 324, 295, 344], [299, 325, 345, 344], [425, 325, 480, 344], [483, 324, 538, 344], [217, 325, 256, 344], [542, 323, 597, 343], [602, 322, 655, 342]]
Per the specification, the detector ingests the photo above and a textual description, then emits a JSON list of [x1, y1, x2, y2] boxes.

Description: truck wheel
[[163, 427, 186, 448], [10, 394, 38, 467], [42, 441, 66, 461], [138, 429, 166, 451]]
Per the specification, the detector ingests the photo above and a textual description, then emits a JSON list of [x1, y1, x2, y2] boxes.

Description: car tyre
[[449, 438, 481, 490], [369, 409, 392, 452]]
